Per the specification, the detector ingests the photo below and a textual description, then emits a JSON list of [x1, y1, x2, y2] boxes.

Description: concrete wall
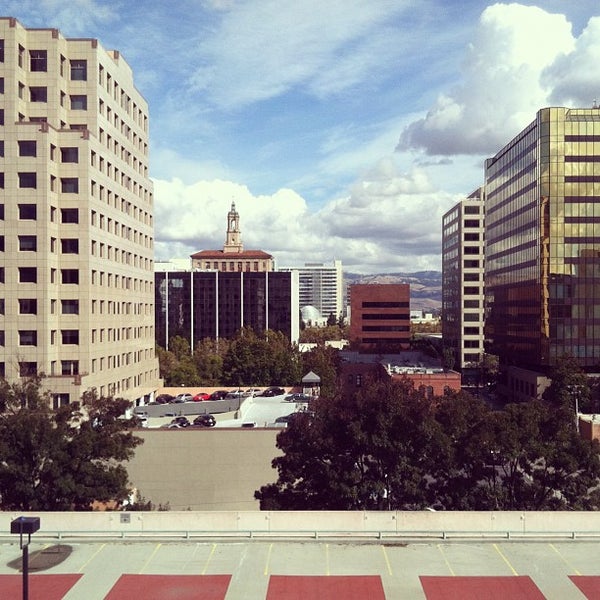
[[126, 429, 281, 510]]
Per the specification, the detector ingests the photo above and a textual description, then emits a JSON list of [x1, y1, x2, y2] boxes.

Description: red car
[[193, 392, 210, 402]]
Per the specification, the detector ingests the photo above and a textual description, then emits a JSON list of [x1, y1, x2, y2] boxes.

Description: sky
[[6, 1, 600, 273]]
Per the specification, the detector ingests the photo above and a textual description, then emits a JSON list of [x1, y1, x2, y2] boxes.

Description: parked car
[[260, 386, 285, 397], [193, 414, 216, 427], [243, 388, 261, 397], [209, 390, 229, 401], [274, 414, 296, 424], [193, 392, 210, 401], [155, 393, 174, 404], [285, 393, 311, 403], [173, 393, 193, 403], [168, 416, 191, 428]]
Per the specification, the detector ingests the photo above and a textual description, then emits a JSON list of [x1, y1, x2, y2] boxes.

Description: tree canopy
[[0, 377, 142, 511], [256, 379, 600, 511]]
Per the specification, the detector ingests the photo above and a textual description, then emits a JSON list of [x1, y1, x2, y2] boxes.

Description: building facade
[[484, 107, 600, 375], [155, 268, 299, 348], [442, 187, 485, 379], [0, 18, 160, 404], [190, 202, 274, 273], [348, 284, 410, 352], [280, 260, 343, 325]]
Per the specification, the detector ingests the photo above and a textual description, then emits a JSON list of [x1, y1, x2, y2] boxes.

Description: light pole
[[10, 516, 40, 600]]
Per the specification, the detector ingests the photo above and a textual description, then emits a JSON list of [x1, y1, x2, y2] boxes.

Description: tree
[[0, 378, 142, 511], [300, 344, 340, 399], [193, 338, 226, 385], [542, 354, 592, 412]]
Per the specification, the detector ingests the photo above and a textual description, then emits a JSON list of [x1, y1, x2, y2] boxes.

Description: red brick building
[[349, 284, 410, 352]]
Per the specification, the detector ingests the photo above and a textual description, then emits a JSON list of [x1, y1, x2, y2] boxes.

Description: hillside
[[345, 271, 442, 313]]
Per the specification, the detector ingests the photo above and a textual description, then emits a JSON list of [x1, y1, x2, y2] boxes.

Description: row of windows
[[0, 235, 79, 253], [0, 171, 80, 191], [8, 140, 79, 162], [6, 329, 80, 345], [98, 64, 148, 130], [90, 186, 153, 228], [361, 301, 409, 308]]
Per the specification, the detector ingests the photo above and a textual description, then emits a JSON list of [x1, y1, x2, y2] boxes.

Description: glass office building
[[484, 107, 600, 372]]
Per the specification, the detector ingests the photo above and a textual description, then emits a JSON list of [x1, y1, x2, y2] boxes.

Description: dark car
[[169, 416, 191, 428], [209, 390, 229, 401], [260, 386, 285, 397], [193, 414, 216, 427], [155, 393, 174, 404], [285, 393, 311, 403]]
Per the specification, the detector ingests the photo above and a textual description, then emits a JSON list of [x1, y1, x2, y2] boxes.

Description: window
[[52, 394, 70, 408], [0, 77, 3, 93], [0, 267, 4, 282], [19, 362, 37, 377], [0, 330, 4, 345], [61, 178, 79, 193], [61, 269, 79, 284], [0, 236, 3, 251], [0, 109, 3, 125], [29, 86, 47, 102], [18, 172, 37, 188], [18, 140, 37, 156], [19, 330, 37, 346], [61, 360, 79, 375], [0, 173, 3, 188], [61, 330, 79, 344], [18, 204, 37, 219], [0, 141, 4, 156], [70, 95, 87, 110], [30, 50, 47, 71], [18, 299, 37, 314], [0, 39, 3, 62], [61, 299, 79, 314], [19, 235, 37, 251], [60, 147, 78, 163], [61, 239, 79, 254], [18, 267, 37, 283], [70, 59, 87, 80], [0, 299, 3, 314], [61, 208, 78, 223]]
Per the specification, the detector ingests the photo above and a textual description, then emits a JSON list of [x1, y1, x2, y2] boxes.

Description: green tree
[[193, 338, 227, 385], [542, 354, 592, 412], [0, 378, 142, 510], [300, 344, 340, 398]]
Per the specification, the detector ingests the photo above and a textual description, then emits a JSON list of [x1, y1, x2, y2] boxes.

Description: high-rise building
[[348, 284, 410, 352], [484, 107, 600, 384], [441, 188, 485, 380], [190, 202, 274, 273], [280, 260, 343, 325], [0, 17, 160, 405]]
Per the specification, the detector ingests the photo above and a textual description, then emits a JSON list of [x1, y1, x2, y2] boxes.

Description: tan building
[[190, 202, 274, 272], [0, 17, 160, 405]]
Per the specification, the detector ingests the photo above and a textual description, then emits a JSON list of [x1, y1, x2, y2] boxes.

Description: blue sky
[[6, 1, 600, 272]]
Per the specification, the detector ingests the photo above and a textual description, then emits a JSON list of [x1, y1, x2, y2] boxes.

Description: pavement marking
[[381, 545, 393, 576], [325, 543, 330, 575], [139, 543, 161, 574], [202, 543, 217, 575], [77, 543, 106, 573], [264, 543, 273, 576], [493, 543, 518, 576], [549, 543, 581, 575], [437, 544, 455, 576]]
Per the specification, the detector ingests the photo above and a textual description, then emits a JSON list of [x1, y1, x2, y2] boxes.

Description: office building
[[190, 202, 274, 273], [155, 268, 299, 347], [484, 107, 600, 393], [441, 187, 485, 380], [348, 284, 410, 352], [0, 17, 160, 404], [280, 260, 343, 326]]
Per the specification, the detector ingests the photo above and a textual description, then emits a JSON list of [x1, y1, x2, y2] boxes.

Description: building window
[[0, 267, 4, 282], [0, 236, 4, 251], [30, 50, 47, 71], [61, 239, 79, 254], [0, 330, 4, 345], [18, 141, 37, 157], [19, 362, 37, 376], [61, 178, 79, 193], [61, 269, 79, 284], [60, 147, 78, 163], [18, 235, 37, 251], [18, 172, 37, 188], [0, 141, 4, 156], [70, 59, 87, 80], [0, 77, 4, 93], [61, 208, 79, 223], [61, 299, 79, 314], [52, 394, 70, 408], [61, 330, 80, 344], [70, 95, 87, 110], [0, 173, 4, 188], [18, 267, 37, 283], [18, 204, 37, 220], [18, 298, 37, 314], [61, 360, 79, 375], [29, 86, 47, 102], [19, 330, 37, 346], [0, 39, 3, 62], [0, 109, 3, 125]]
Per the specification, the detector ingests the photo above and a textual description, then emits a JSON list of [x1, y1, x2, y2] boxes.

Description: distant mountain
[[344, 271, 442, 313]]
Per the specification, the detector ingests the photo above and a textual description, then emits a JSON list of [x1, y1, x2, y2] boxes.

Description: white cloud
[[398, 3, 575, 155]]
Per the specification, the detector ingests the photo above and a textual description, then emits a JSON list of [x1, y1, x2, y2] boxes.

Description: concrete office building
[[442, 187, 485, 381], [280, 260, 343, 325], [0, 18, 160, 404], [484, 107, 600, 397], [348, 284, 410, 352]]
